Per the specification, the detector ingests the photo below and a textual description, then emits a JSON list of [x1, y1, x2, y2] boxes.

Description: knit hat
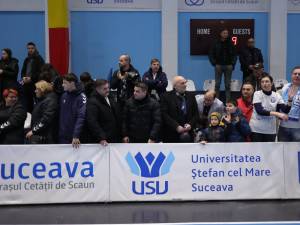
[[209, 112, 224, 127], [209, 112, 222, 122]]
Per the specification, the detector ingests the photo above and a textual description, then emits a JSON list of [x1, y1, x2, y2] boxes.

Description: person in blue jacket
[[59, 73, 86, 148], [223, 99, 251, 142]]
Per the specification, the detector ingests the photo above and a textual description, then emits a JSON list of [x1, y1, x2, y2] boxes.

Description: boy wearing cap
[[198, 112, 225, 143]]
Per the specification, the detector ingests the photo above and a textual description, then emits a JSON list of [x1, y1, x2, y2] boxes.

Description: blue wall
[[2, 11, 299, 88], [0, 12, 45, 79], [71, 11, 161, 79], [178, 12, 269, 90], [287, 13, 300, 81]]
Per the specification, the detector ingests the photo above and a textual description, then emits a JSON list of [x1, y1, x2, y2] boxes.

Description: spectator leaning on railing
[[59, 73, 86, 148], [249, 74, 293, 142], [122, 82, 161, 143], [25, 80, 58, 144], [0, 88, 26, 144], [86, 79, 122, 146], [160, 76, 199, 143], [278, 66, 300, 142]]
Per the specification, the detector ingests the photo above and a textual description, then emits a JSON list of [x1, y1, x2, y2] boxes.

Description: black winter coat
[[239, 47, 264, 72], [160, 90, 199, 143], [209, 38, 237, 67], [0, 102, 26, 144], [110, 65, 140, 106], [0, 58, 19, 91], [31, 92, 58, 143], [200, 126, 225, 143], [21, 52, 45, 84], [122, 96, 161, 142], [86, 92, 121, 143]]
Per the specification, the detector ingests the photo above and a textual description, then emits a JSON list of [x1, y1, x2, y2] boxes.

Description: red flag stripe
[[49, 28, 69, 75]]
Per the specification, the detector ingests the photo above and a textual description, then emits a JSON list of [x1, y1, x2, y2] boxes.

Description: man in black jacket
[[239, 38, 264, 85], [110, 54, 140, 108], [86, 79, 121, 145], [21, 42, 45, 113], [122, 82, 161, 143], [160, 76, 199, 143], [209, 29, 237, 101]]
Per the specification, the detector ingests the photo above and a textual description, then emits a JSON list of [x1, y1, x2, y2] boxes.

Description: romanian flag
[[47, 0, 69, 75]]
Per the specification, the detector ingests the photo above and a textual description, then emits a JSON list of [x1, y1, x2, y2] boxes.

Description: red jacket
[[237, 97, 253, 123]]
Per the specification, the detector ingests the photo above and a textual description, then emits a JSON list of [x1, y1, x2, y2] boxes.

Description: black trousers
[[251, 132, 276, 142]]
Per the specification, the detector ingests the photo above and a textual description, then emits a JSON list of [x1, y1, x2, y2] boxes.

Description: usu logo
[[126, 152, 175, 195]]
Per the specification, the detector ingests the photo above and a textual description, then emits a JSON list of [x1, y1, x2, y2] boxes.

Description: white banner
[[70, 0, 162, 11], [0, 0, 276, 12], [283, 142, 300, 199], [0, 145, 109, 204], [0, 0, 44, 11], [0, 0, 161, 11], [288, 0, 300, 12], [178, 0, 270, 12], [110, 143, 284, 201], [1, 142, 300, 204]]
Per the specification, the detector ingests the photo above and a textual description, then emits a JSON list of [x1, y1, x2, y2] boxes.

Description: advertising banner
[[0, 145, 109, 204], [110, 143, 284, 201], [283, 142, 300, 199]]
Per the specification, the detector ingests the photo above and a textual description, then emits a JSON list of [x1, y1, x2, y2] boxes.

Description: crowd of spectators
[[0, 39, 299, 147]]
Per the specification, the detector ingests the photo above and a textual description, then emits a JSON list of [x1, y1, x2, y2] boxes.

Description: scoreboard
[[190, 19, 254, 55]]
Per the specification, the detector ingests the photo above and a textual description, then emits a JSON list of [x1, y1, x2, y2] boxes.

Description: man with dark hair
[[239, 38, 264, 84], [40, 63, 63, 96], [209, 28, 237, 101], [122, 82, 161, 143], [59, 73, 86, 148], [86, 79, 121, 145], [161, 76, 199, 143], [142, 58, 168, 100], [237, 82, 254, 122], [21, 42, 45, 113], [111, 54, 140, 108], [80, 72, 95, 99]]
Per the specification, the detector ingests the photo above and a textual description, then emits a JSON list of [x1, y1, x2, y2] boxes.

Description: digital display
[[190, 19, 254, 55]]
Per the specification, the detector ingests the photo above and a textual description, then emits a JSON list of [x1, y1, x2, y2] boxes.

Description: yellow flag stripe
[[48, 0, 68, 28]]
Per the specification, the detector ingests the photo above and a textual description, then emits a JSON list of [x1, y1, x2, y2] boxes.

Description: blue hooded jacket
[[59, 83, 87, 143], [223, 108, 251, 142]]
